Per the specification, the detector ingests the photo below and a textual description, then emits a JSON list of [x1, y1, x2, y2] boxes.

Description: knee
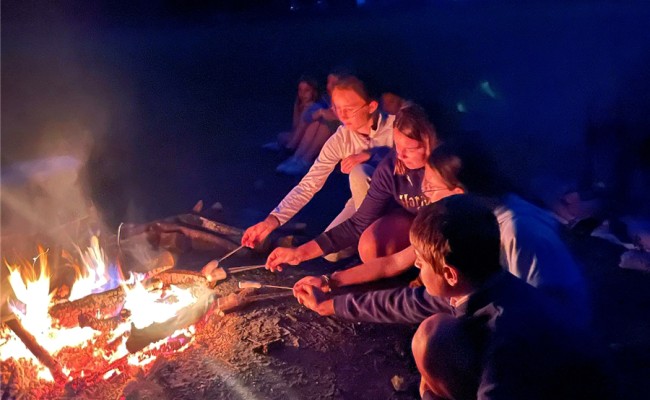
[[357, 212, 413, 261], [412, 315, 454, 362], [349, 163, 373, 185], [357, 231, 378, 263]]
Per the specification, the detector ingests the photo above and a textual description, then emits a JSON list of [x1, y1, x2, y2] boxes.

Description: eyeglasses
[[331, 103, 368, 117], [421, 185, 450, 195]]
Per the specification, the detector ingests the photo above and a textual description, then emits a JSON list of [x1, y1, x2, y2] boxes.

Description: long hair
[[394, 103, 439, 175], [427, 139, 513, 197], [292, 75, 320, 128]]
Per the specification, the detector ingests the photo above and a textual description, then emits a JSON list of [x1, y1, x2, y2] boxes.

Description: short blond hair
[[410, 195, 502, 283]]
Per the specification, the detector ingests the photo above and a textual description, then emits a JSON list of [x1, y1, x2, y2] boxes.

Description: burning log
[[154, 270, 208, 287], [125, 296, 210, 354], [3, 316, 66, 383], [49, 286, 127, 329], [50, 253, 177, 328], [78, 309, 131, 332]]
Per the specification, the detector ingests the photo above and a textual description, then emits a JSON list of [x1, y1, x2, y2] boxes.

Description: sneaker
[[276, 156, 297, 173], [262, 141, 283, 151], [281, 157, 310, 176]]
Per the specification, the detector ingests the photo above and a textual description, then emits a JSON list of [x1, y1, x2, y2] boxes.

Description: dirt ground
[[113, 228, 650, 400], [58, 230, 650, 400], [3, 227, 650, 399]]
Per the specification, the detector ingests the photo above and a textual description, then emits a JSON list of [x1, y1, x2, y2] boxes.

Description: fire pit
[[1, 215, 422, 400], [0, 234, 221, 399]]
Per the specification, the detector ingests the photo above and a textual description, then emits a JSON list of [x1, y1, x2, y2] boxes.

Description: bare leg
[[286, 119, 309, 150], [349, 163, 374, 209], [322, 165, 374, 262], [357, 208, 413, 263], [294, 122, 332, 163], [322, 198, 356, 262]]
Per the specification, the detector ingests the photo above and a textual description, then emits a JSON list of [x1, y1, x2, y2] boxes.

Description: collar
[[454, 271, 508, 316], [367, 112, 383, 138]]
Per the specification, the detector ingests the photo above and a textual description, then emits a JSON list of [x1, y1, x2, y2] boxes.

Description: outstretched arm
[[265, 240, 324, 272], [329, 245, 416, 288], [333, 286, 453, 324]]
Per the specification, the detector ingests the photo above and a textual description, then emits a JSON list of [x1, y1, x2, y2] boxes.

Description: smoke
[[0, 9, 139, 256]]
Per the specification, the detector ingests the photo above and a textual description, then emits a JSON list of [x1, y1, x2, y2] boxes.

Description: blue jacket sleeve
[[332, 286, 454, 324], [367, 146, 392, 168], [315, 155, 397, 254]]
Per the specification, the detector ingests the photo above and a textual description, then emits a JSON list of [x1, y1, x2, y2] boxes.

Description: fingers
[[265, 251, 279, 272], [265, 249, 286, 272], [295, 285, 315, 309], [293, 284, 309, 302], [293, 276, 319, 297], [242, 221, 274, 248], [241, 226, 259, 248]]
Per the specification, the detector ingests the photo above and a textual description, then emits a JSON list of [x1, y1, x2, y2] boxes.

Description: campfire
[[0, 234, 216, 397]]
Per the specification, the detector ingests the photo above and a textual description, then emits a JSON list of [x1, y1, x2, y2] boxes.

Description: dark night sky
[[2, 0, 650, 232]]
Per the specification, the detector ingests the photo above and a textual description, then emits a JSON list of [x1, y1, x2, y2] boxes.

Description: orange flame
[[0, 237, 201, 385]]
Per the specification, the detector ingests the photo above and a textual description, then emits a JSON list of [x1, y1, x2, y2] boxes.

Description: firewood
[[125, 296, 210, 354], [154, 270, 209, 287], [78, 309, 131, 332], [49, 286, 127, 329], [49, 257, 177, 329], [3, 317, 66, 383], [175, 214, 243, 236], [139, 251, 175, 280], [146, 222, 240, 252]]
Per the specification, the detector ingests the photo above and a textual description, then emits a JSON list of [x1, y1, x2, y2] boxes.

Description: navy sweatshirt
[[315, 150, 429, 255], [333, 286, 453, 324]]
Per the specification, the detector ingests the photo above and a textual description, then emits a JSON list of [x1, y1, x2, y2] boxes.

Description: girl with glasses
[[242, 76, 395, 261]]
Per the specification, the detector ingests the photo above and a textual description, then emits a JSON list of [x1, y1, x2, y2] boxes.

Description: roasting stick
[[238, 280, 293, 290], [229, 264, 266, 273], [4, 315, 67, 382], [216, 245, 244, 265]]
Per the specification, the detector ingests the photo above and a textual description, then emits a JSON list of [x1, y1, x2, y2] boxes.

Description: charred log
[[154, 270, 208, 287], [49, 286, 126, 329], [78, 309, 131, 332], [174, 214, 243, 237], [3, 317, 66, 383]]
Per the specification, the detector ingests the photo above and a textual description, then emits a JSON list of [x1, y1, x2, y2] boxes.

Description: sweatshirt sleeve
[[314, 154, 397, 254], [332, 286, 453, 324], [269, 131, 345, 225]]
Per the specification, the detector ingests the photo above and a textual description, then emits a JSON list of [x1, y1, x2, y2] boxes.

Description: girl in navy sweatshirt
[[265, 103, 438, 272]]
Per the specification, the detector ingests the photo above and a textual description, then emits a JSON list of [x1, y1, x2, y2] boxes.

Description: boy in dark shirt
[[409, 195, 609, 400]]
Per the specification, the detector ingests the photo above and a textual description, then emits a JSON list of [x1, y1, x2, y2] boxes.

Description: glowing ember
[[0, 237, 203, 389]]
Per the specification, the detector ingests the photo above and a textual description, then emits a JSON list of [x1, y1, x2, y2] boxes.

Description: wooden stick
[[4, 316, 67, 382], [228, 264, 266, 273]]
